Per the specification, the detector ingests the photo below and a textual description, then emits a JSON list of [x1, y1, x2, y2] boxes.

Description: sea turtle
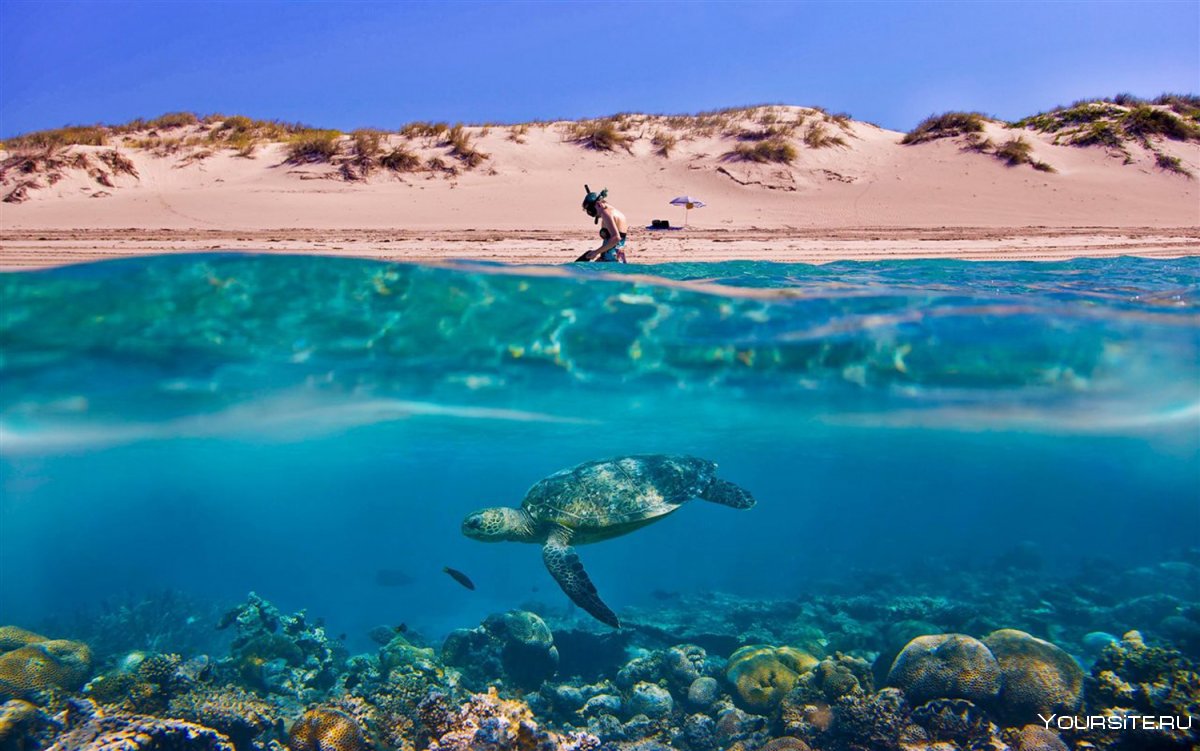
[[461, 454, 755, 628]]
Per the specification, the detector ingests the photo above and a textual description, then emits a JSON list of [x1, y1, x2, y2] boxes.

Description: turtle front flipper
[[542, 526, 621, 628]]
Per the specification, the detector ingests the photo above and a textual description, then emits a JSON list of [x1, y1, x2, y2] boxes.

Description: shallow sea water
[[1, 253, 1197, 649]]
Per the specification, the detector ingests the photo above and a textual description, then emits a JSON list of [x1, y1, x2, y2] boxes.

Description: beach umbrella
[[669, 195, 706, 227]]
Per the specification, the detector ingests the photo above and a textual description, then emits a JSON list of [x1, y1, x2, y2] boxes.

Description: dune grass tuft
[[1016, 97, 1200, 152], [725, 137, 797, 163], [565, 119, 635, 152], [401, 122, 449, 140], [381, 146, 421, 172], [285, 130, 341, 164], [652, 131, 677, 157], [5, 125, 109, 150], [507, 124, 530, 144], [445, 124, 489, 168], [803, 121, 847, 148], [147, 112, 199, 130], [995, 137, 1033, 165], [902, 112, 987, 144], [1155, 152, 1194, 178], [97, 150, 138, 178]]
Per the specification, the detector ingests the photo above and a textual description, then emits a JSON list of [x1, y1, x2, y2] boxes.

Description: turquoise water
[[1, 254, 1197, 648]]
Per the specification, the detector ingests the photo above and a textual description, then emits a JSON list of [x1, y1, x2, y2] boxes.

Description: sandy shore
[[3, 106, 1197, 269], [1, 226, 1197, 270]]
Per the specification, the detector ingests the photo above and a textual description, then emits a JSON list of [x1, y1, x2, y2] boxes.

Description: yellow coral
[[726, 645, 819, 712], [0, 639, 92, 699], [288, 707, 367, 751], [0, 628, 46, 652]]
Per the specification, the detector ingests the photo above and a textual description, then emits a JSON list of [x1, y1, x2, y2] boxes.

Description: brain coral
[[885, 634, 1001, 705], [0, 639, 92, 700], [982, 629, 1082, 724], [726, 645, 819, 712], [288, 707, 367, 751], [0, 628, 47, 652]]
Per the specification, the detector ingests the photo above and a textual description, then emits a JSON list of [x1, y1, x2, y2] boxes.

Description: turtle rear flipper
[[700, 478, 756, 509], [543, 527, 621, 628]]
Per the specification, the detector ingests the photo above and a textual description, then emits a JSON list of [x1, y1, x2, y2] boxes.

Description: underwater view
[[0, 253, 1197, 750]]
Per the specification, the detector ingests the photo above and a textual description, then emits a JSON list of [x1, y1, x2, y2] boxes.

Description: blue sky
[[1, 0, 1197, 138]]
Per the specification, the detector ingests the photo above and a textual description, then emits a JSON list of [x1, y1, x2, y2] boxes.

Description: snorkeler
[[575, 185, 629, 263]]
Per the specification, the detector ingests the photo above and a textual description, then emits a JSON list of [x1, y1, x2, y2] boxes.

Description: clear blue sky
[[1, 0, 1197, 138]]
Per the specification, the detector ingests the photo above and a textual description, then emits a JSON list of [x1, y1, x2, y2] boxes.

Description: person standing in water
[[576, 185, 629, 263]]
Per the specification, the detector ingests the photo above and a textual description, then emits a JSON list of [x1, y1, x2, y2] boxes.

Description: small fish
[[651, 589, 680, 601], [443, 566, 476, 590], [338, 633, 347, 641], [375, 568, 415, 587], [395, 623, 408, 634]]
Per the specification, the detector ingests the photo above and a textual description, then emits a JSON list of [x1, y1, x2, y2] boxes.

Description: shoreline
[[2, 225, 1198, 270]]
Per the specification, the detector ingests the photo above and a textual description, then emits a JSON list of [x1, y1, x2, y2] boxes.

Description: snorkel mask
[[582, 184, 608, 223]]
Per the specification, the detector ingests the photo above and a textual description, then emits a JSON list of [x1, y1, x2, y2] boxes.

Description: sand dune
[[1, 106, 1197, 268]]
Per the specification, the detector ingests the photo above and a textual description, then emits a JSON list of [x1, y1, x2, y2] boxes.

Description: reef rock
[[47, 698, 235, 751], [170, 684, 284, 750], [442, 610, 558, 690], [687, 676, 721, 708], [1086, 630, 1199, 747], [221, 593, 346, 699], [420, 688, 598, 751], [885, 633, 1001, 705], [628, 682, 674, 718]]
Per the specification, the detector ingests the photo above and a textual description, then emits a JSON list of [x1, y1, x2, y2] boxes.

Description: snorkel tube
[[582, 184, 608, 224]]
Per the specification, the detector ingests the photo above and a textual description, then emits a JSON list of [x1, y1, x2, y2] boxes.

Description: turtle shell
[[522, 454, 716, 531]]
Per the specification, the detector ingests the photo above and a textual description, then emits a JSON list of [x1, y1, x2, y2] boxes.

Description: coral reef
[[1015, 723, 1069, 751], [11, 551, 1200, 751], [442, 611, 558, 691], [46, 698, 235, 751], [0, 698, 51, 750], [982, 628, 1083, 724], [220, 593, 346, 700], [1084, 630, 1199, 747], [419, 688, 598, 751], [287, 707, 366, 751], [0, 635, 93, 702], [884, 633, 1001, 705], [725, 645, 818, 712], [0, 630, 48, 653], [170, 685, 284, 750]]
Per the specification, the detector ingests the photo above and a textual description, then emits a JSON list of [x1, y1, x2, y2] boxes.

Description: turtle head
[[462, 507, 534, 542]]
